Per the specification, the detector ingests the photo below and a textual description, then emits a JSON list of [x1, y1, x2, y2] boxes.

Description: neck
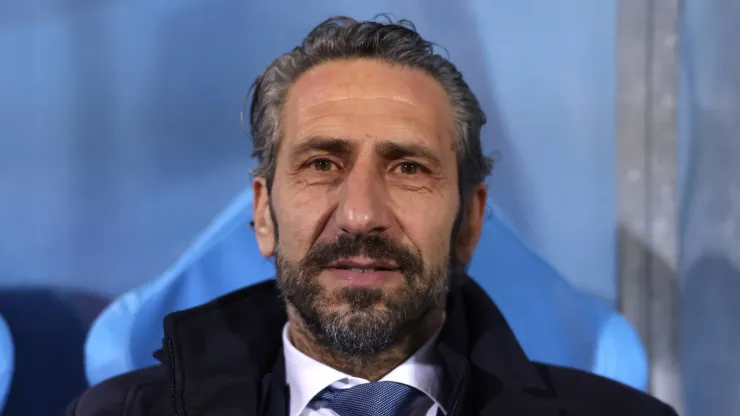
[[286, 305, 445, 381]]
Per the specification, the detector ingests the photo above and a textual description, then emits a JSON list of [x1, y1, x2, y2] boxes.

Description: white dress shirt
[[282, 323, 447, 416]]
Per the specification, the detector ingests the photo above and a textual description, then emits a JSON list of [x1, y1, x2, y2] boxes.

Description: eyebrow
[[375, 140, 442, 167], [292, 136, 354, 158]]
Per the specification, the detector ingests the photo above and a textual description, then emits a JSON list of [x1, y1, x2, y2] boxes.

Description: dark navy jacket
[[67, 278, 677, 416]]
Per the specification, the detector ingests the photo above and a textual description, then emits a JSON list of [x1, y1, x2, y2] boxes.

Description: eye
[[396, 162, 421, 175], [311, 158, 336, 172]]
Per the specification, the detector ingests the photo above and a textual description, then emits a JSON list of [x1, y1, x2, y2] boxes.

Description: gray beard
[[275, 255, 449, 356]]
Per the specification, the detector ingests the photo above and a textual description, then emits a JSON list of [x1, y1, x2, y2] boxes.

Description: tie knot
[[310, 381, 423, 416]]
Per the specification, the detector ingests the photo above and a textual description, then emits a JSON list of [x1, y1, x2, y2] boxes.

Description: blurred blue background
[[679, 1, 740, 416], [0, 0, 618, 300], [0, 0, 737, 415]]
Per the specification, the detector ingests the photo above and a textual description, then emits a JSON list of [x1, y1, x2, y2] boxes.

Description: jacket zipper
[[449, 392, 461, 416], [448, 368, 467, 416], [167, 337, 180, 416]]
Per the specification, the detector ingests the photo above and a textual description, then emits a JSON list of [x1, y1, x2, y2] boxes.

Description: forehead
[[281, 59, 456, 153]]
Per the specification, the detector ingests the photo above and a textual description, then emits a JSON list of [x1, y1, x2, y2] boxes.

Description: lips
[[337, 267, 392, 273], [325, 257, 400, 272]]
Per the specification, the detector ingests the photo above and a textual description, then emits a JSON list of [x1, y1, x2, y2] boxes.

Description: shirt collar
[[282, 322, 447, 416]]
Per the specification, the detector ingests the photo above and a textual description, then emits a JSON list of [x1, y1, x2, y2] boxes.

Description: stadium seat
[[0, 314, 12, 414]]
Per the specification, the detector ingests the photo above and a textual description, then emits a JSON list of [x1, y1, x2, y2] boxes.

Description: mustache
[[301, 233, 423, 275]]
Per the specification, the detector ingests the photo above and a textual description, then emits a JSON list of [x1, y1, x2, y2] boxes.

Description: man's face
[[253, 59, 485, 355]]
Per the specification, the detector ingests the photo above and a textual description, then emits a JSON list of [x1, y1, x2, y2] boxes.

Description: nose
[[335, 164, 392, 236]]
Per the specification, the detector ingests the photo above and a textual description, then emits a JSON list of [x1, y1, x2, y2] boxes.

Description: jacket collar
[[436, 275, 558, 415], [159, 278, 560, 415]]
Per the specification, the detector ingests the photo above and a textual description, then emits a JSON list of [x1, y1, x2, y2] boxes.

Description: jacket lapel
[[439, 277, 562, 416], [263, 349, 289, 416], [162, 280, 287, 416]]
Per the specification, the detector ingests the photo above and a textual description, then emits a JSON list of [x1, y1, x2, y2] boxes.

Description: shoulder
[[532, 362, 678, 416], [66, 365, 171, 416]]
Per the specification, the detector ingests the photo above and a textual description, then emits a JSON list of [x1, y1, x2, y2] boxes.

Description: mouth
[[326, 257, 400, 272], [323, 257, 402, 287]]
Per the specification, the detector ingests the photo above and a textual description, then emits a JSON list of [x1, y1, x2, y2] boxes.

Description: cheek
[[275, 193, 331, 261], [390, 194, 457, 264]]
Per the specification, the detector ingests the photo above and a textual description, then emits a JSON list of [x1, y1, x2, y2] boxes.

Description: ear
[[252, 177, 276, 257], [454, 184, 488, 265]]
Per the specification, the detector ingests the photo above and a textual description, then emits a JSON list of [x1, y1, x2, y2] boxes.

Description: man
[[68, 16, 677, 416]]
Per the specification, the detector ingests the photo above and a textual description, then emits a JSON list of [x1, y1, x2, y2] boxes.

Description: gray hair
[[246, 16, 493, 196]]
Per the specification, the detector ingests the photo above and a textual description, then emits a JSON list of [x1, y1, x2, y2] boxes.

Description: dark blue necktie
[[310, 381, 424, 416]]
